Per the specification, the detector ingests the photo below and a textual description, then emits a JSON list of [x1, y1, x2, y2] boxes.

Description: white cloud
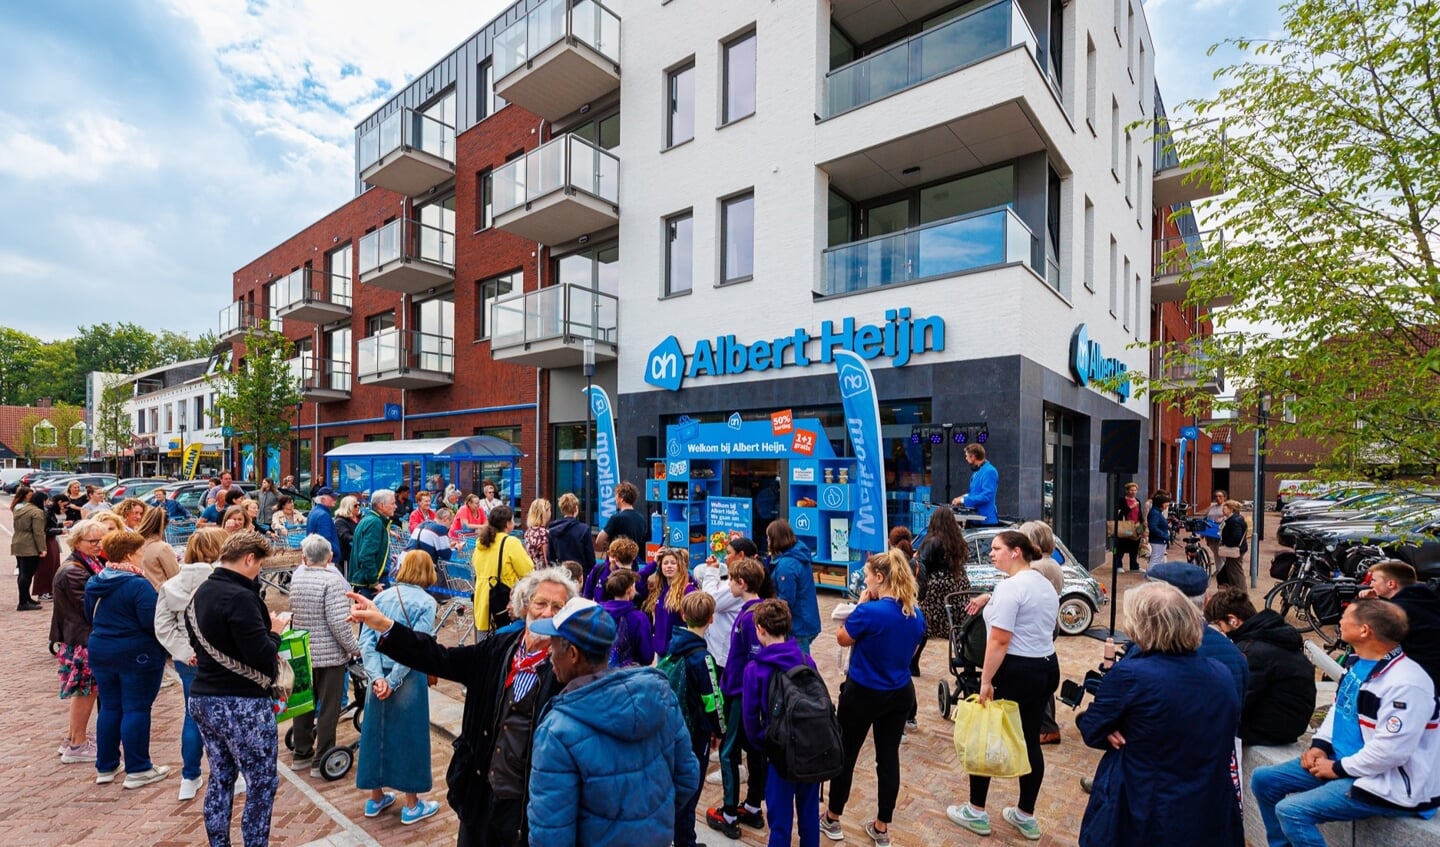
[[0, 112, 158, 182]]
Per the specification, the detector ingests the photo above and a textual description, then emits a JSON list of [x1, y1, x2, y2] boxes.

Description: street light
[[1250, 392, 1271, 588], [583, 339, 596, 527]]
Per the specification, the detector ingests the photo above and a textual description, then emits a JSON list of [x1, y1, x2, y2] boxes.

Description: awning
[[323, 435, 522, 460]]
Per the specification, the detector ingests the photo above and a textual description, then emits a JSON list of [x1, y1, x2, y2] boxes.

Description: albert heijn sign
[[1069, 324, 1132, 400]]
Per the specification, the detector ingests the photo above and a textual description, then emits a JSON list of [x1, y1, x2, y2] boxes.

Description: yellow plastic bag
[[951, 695, 1031, 778]]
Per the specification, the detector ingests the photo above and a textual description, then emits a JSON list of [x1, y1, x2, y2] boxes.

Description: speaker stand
[[1085, 472, 1126, 642]]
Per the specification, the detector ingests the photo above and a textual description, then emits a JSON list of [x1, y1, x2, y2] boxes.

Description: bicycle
[[1264, 553, 1364, 647]]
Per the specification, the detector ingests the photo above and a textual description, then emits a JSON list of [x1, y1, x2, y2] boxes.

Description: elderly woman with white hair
[[289, 533, 362, 776], [346, 566, 579, 846]]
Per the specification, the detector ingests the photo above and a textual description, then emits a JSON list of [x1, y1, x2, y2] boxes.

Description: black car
[[1278, 497, 1440, 548], [1302, 505, 1440, 565]]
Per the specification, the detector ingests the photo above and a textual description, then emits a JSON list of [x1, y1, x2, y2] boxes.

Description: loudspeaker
[[1099, 420, 1141, 475], [636, 436, 658, 467]]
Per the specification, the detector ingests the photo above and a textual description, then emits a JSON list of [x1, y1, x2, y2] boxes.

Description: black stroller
[[284, 657, 371, 780], [936, 590, 987, 718]]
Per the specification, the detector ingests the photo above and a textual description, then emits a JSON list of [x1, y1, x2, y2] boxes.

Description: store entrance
[[1043, 407, 1076, 546], [727, 460, 782, 552]]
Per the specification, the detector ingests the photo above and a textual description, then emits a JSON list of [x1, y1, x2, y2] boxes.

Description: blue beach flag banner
[[833, 350, 888, 554], [585, 385, 620, 523]]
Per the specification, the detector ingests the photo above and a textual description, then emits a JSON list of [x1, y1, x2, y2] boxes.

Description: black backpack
[[764, 665, 845, 784]]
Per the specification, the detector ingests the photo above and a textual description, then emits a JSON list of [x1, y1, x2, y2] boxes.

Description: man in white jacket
[[1252, 599, 1440, 846]]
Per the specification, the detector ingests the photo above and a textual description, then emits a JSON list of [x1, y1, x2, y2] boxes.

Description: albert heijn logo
[[838, 362, 868, 399], [645, 336, 686, 391]]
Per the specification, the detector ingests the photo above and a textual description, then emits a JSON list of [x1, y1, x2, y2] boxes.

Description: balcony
[[492, 134, 619, 245], [1155, 341, 1225, 395], [825, 0, 1038, 119], [217, 301, 279, 344], [272, 268, 353, 325], [356, 329, 454, 390], [1153, 117, 1225, 209], [820, 206, 1034, 297], [357, 218, 455, 295], [1153, 229, 1233, 308], [289, 356, 351, 403], [494, 0, 620, 122], [357, 108, 456, 196], [490, 284, 618, 369]]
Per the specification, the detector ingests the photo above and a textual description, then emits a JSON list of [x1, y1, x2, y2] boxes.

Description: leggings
[[827, 679, 913, 824], [16, 555, 39, 605], [190, 695, 279, 847], [969, 653, 1059, 814]]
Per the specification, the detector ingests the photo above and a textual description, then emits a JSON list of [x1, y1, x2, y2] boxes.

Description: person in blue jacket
[[1145, 562, 1249, 705], [526, 597, 699, 847], [1076, 581, 1243, 847], [148, 485, 191, 522], [765, 519, 821, 653], [307, 487, 342, 554], [1145, 490, 1173, 571], [951, 444, 998, 525]]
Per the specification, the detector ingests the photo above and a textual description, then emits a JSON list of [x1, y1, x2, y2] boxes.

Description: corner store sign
[[645, 309, 946, 391]]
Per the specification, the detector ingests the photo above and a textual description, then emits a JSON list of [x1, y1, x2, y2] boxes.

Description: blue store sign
[[645, 308, 946, 391], [1069, 324, 1132, 400]]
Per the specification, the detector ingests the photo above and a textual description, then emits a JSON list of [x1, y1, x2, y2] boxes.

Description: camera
[[1057, 640, 1130, 709]]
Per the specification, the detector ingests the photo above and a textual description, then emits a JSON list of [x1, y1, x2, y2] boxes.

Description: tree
[[156, 329, 218, 365], [15, 412, 50, 467], [93, 376, 134, 474], [208, 323, 303, 483], [1135, 0, 1440, 474], [52, 403, 87, 469], [74, 323, 160, 377], [27, 337, 84, 405], [0, 327, 41, 405]]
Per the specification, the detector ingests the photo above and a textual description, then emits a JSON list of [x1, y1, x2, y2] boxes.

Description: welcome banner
[[585, 385, 620, 523], [833, 350, 888, 554]]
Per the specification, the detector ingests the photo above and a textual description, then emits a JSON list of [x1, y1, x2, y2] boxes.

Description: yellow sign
[[181, 443, 204, 480]]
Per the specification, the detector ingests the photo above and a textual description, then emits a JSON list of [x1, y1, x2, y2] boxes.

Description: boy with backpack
[[661, 592, 727, 847], [600, 569, 654, 668], [743, 599, 840, 847], [707, 557, 770, 839]]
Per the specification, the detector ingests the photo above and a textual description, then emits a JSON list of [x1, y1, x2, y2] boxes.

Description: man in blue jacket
[[148, 485, 191, 521], [951, 444, 998, 525], [306, 487, 341, 555], [527, 597, 700, 847]]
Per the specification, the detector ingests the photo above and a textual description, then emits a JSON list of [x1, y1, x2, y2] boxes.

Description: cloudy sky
[[0, 0, 1281, 341]]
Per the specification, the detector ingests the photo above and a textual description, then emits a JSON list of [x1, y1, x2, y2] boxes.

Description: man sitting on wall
[[951, 444, 998, 525], [1361, 560, 1440, 686]]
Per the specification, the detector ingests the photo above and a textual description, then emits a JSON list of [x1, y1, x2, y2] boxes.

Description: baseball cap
[[1146, 561, 1209, 598], [314, 486, 336, 498], [528, 597, 617, 655]]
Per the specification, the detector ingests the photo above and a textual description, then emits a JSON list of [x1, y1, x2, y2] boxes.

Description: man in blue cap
[[527, 597, 700, 847], [306, 486, 341, 559]]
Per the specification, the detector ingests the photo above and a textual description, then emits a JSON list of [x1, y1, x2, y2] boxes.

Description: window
[[418, 195, 457, 266], [364, 433, 395, 442], [413, 428, 450, 440], [479, 60, 507, 119], [1134, 272, 1143, 337], [366, 311, 396, 336], [477, 270, 520, 339], [1085, 36, 1097, 132], [193, 397, 205, 429], [1111, 99, 1121, 179], [1108, 236, 1118, 315], [721, 192, 755, 283], [326, 243, 352, 304], [666, 61, 695, 148], [664, 211, 694, 296], [722, 31, 756, 125], [1124, 131, 1133, 204], [326, 327, 351, 391], [828, 189, 854, 247], [557, 242, 620, 294], [1122, 256, 1132, 329], [570, 112, 621, 151], [1136, 157, 1145, 221], [1138, 41, 1147, 111], [1126, 3, 1136, 78], [477, 169, 493, 230], [1047, 0, 1063, 88], [1083, 197, 1095, 292], [1114, 0, 1124, 43]]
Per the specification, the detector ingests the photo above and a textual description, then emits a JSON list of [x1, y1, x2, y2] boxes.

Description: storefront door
[[1043, 407, 1076, 545]]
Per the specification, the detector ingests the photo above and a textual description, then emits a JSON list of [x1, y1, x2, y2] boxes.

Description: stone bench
[[1243, 742, 1440, 846]]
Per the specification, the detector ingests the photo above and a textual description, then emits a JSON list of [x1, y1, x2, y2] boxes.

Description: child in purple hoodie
[[707, 557, 769, 838], [600, 569, 654, 667], [743, 599, 820, 847]]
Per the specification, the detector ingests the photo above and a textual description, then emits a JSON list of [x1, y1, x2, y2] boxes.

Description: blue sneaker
[[364, 793, 396, 818], [401, 799, 440, 825]]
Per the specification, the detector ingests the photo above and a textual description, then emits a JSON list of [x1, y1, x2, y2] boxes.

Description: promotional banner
[[833, 350, 888, 554], [241, 445, 281, 482], [181, 442, 203, 480], [706, 496, 753, 558], [1176, 436, 1188, 505], [585, 385, 620, 524]]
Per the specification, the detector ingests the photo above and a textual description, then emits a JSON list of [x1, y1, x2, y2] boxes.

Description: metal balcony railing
[[1153, 116, 1225, 174], [356, 329, 454, 378], [290, 356, 352, 393], [1154, 228, 1224, 278], [218, 301, 280, 337], [358, 108, 456, 172], [357, 218, 455, 276], [492, 134, 619, 218], [494, 0, 621, 80], [490, 284, 618, 351]]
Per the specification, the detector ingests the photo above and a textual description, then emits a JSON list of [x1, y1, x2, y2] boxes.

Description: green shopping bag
[[951, 695, 1031, 778], [274, 629, 315, 723]]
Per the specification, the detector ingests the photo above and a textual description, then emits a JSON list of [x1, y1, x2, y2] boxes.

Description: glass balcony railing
[[1155, 340, 1224, 390], [492, 134, 619, 218], [271, 268, 308, 311], [357, 218, 455, 277], [1154, 229, 1224, 278], [494, 0, 621, 80], [490, 284, 618, 351], [218, 301, 281, 336], [820, 206, 1033, 296], [824, 0, 1036, 118], [356, 329, 454, 378], [290, 356, 352, 393], [357, 108, 456, 173]]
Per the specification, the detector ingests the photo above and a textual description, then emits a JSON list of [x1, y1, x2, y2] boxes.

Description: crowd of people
[[10, 473, 1440, 847]]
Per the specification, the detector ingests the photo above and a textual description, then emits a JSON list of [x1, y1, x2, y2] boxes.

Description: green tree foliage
[[0, 327, 41, 405], [1137, 0, 1440, 473], [93, 376, 134, 473], [208, 323, 302, 483], [0, 323, 215, 406], [52, 403, 86, 469]]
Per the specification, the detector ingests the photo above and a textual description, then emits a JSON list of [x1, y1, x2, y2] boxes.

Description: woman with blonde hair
[[356, 550, 441, 825], [115, 498, 148, 530], [92, 510, 127, 535], [644, 546, 696, 656], [220, 505, 250, 534], [335, 495, 360, 565], [524, 498, 552, 568], [822, 549, 926, 844]]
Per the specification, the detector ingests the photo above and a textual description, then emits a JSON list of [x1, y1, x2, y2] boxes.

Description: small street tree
[[1131, 0, 1440, 476], [53, 403, 87, 469], [208, 323, 303, 483], [94, 376, 134, 474]]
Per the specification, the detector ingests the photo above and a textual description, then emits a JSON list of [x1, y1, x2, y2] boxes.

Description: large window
[[570, 112, 621, 151], [664, 211, 693, 296], [419, 195, 457, 266], [477, 169, 493, 231], [477, 270, 520, 340], [326, 327, 351, 391], [366, 311, 395, 336], [722, 31, 756, 125], [556, 242, 620, 295], [666, 61, 695, 148], [721, 192, 754, 283], [326, 243, 352, 304], [479, 60, 507, 119], [553, 423, 596, 526]]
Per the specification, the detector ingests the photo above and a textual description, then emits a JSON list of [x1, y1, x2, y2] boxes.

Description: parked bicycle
[[1264, 550, 1377, 647]]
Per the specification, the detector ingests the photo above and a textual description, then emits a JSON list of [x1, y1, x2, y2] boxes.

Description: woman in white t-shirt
[[947, 530, 1060, 842]]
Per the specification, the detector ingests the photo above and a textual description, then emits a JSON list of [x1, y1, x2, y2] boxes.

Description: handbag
[[1138, 537, 1152, 558], [1218, 545, 1242, 559], [487, 535, 514, 630], [1115, 520, 1139, 540], [185, 601, 295, 702], [393, 587, 438, 687], [951, 695, 1031, 778]]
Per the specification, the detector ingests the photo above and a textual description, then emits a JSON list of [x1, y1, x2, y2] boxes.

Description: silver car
[[961, 526, 1108, 636]]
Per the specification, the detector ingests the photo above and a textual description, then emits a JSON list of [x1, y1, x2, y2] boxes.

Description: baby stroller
[[284, 657, 371, 780], [936, 590, 987, 719]]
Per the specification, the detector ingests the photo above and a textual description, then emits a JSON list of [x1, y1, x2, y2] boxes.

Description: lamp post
[[1250, 392, 1270, 588], [583, 339, 596, 526]]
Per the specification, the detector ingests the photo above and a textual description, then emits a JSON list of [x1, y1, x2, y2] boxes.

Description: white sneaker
[[705, 763, 747, 785], [95, 768, 120, 785], [123, 765, 172, 789], [178, 777, 203, 801], [234, 774, 247, 795]]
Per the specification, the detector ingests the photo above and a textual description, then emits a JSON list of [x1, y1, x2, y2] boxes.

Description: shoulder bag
[[487, 535, 513, 630], [185, 600, 294, 702]]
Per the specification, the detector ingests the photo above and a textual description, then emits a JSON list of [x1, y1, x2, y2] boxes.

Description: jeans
[[293, 664, 347, 759], [175, 661, 204, 780], [720, 695, 767, 810], [765, 764, 820, 847], [91, 660, 164, 774], [675, 733, 709, 847], [1251, 759, 1417, 847], [796, 635, 814, 656], [828, 679, 912, 824], [16, 554, 39, 605], [1149, 543, 1169, 569], [190, 695, 279, 847], [970, 653, 1059, 814]]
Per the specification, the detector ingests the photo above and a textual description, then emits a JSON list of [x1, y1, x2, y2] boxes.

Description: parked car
[[9, 470, 68, 492], [104, 477, 177, 504], [32, 474, 118, 496], [0, 467, 42, 493], [1279, 498, 1440, 548], [1299, 504, 1440, 560], [962, 525, 1108, 637]]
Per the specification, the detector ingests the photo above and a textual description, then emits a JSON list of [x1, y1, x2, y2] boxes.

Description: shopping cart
[[431, 558, 478, 648], [165, 520, 198, 547]]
